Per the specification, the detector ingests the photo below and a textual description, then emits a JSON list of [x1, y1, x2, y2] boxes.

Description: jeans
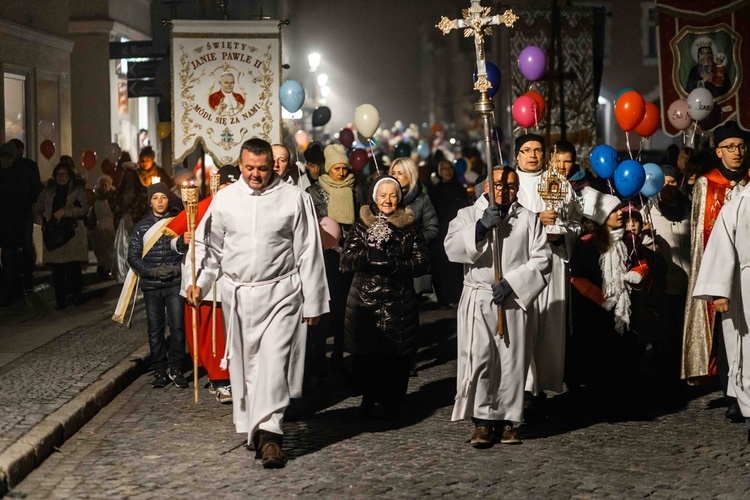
[[143, 284, 187, 373]]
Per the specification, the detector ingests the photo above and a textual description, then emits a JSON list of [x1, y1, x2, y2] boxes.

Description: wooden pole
[[180, 183, 200, 403]]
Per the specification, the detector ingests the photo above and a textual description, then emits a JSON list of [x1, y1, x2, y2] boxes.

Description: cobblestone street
[[10, 305, 750, 498]]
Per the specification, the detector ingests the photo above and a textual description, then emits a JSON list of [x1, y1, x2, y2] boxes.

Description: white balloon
[[353, 104, 381, 139], [38, 120, 55, 138], [686, 87, 714, 121], [105, 143, 121, 163]]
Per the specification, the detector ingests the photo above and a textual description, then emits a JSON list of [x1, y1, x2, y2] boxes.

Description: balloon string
[[641, 195, 657, 252], [368, 139, 380, 173], [607, 179, 615, 196], [690, 121, 699, 148], [625, 131, 633, 160], [626, 205, 640, 264], [490, 111, 504, 167], [636, 139, 644, 162], [291, 118, 304, 179]]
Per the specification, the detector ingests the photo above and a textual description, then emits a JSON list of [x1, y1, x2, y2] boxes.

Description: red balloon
[[40, 139, 55, 160], [101, 159, 115, 176], [349, 148, 369, 172], [512, 95, 537, 128], [634, 102, 661, 138], [81, 150, 97, 171], [339, 128, 355, 149], [524, 91, 546, 122], [614, 91, 646, 132]]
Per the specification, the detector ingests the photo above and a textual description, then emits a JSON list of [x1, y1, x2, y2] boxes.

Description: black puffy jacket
[[127, 207, 184, 291], [340, 205, 429, 357]]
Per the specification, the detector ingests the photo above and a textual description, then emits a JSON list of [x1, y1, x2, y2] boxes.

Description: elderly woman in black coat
[[340, 176, 429, 419]]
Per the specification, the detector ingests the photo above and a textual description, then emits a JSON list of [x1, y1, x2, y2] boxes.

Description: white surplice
[[445, 196, 551, 424], [516, 168, 580, 394], [693, 186, 750, 417], [195, 175, 330, 441]]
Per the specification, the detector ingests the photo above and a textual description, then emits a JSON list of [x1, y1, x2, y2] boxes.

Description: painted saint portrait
[[671, 24, 740, 102], [208, 72, 246, 116]]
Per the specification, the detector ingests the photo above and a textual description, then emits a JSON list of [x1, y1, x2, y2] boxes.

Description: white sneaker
[[215, 385, 232, 404]]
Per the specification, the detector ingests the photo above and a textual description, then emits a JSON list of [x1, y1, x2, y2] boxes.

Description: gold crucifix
[[436, 0, 518, 94]]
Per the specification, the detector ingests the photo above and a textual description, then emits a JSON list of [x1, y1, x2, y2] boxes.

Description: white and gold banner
[[171, 20, 281, 166]]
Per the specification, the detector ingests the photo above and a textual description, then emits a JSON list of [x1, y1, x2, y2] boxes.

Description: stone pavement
[[9, 305, 750, 498], [0, 262, 150, 496]]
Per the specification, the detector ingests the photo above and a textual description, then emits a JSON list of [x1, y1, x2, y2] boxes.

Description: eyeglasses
[[519, 148, 543, 156], [718, 144, 747, 153], [493, 183, 518, 192]]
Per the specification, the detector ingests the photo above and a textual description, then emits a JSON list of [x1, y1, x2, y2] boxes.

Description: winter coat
[[307, 181, 362, 243], [402, 182, 439, 245], [340, 205, 429, 357], [34, 178, 89, 264], [127, 207, 184, 291]]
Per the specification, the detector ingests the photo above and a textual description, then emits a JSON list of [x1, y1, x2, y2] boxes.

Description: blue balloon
[[473, 62, 502, 98], [614, 159, 646, 198], [454, 158, 468, 175], [589, 144, 619, 180], [640, 162, 665, 197], [615, 87, 635, 102], [279, 80, 305, 113], [416, 141, 430, 159]]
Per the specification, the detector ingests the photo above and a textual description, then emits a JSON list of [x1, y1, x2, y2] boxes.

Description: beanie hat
[[660, 164, 679, 180], [371, 175, 402, 203], [303, 142, 325, 165], [515, 133, 545, 156], [580, 187, 621, 225], [173, 165, 193, 185], [324, 144, 349, 173], [620, 203, 643, 223], [713, 120, 747, 147], [122, 161, 138, 170], [147, 182, 170, 200], [218, 164, 240, 185]]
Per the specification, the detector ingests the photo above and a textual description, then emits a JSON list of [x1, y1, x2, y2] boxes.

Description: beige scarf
[[318, 173, 356, 224]]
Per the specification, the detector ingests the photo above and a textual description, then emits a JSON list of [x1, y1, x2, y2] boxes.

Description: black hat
[[303, 142, 325, 165], [218, 164, 240, 185], [713, 121, 748, 147], [515, 133, 545, 156], [660, 164, 679, 180], [147, 182, 170, 200]]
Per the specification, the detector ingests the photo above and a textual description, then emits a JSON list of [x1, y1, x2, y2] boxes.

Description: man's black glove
[[476, 205, 502, 242], [491, 279, 513, 305], [368, 247, 388, 262], [154, 265, 181, 280]]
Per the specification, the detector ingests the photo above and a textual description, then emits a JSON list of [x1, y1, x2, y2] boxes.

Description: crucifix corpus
[[437, 0, 518, 338]]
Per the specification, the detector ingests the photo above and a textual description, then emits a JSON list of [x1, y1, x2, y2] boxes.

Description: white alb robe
[[195, 176, 330, 440], [516, 168, 580, 394], [445, 197, 551, 424], [693, 186, 750, 417]]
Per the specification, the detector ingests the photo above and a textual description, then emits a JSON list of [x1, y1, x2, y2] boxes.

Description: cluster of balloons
[[512, 46, 548, 128], [590, 145, 665, 198], [613, 89, 661, 138], [38, 120, 56, 160], [279, 79, 333, 127], [667, 87, 716, 132]]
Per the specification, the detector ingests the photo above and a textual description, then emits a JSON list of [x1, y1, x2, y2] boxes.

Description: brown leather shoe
[[471, 426, 493, 448], [260, 442, 286, 469], [500, 423, 521, 445]]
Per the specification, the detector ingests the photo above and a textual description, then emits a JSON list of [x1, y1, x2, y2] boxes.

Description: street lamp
[[308, 52, 321, 73], [317, 73, 328, 87]]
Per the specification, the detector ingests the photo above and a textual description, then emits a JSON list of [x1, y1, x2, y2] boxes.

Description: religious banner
[[657, 1, 750, 135], [171, 20, 281, 166], [509, 6, 599, 168]]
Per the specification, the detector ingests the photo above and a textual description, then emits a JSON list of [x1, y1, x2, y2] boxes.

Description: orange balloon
[[525, 91, 546, 122], [614, 91, 646, 132], [634, 102, 661, 138], [81, 150, 97, 171]]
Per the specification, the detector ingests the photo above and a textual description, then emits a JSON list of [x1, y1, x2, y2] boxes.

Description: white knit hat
[[580, 187, 621, 225], [324, 144, 349, 173]]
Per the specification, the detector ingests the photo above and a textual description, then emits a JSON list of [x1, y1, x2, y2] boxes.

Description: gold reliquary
[[537, 145, 569, 211]]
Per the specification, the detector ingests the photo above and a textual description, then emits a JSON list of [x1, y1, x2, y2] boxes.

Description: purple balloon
[[518, 46, 547, 82]]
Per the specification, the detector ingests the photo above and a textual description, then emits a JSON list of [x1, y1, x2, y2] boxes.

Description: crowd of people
[[2, 119, 749, 467]]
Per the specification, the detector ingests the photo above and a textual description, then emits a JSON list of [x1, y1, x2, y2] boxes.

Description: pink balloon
[[512, 95, 537, 128], [319, 216, 341, 250], [295, 130, 309, 147], [667, 99, 692, 131]]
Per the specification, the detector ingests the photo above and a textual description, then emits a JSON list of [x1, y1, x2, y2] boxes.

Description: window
[[642, 3, 658, 64], [4, 73, 26, 141]]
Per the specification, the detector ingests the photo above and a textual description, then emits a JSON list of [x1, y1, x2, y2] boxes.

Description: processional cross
[[437, 1, 518, 338]]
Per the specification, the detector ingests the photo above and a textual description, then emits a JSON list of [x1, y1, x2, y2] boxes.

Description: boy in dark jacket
[[128, 182, 190, 388]]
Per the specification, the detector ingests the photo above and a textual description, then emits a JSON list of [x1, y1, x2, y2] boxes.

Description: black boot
[[726, 398, 745, 423]]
